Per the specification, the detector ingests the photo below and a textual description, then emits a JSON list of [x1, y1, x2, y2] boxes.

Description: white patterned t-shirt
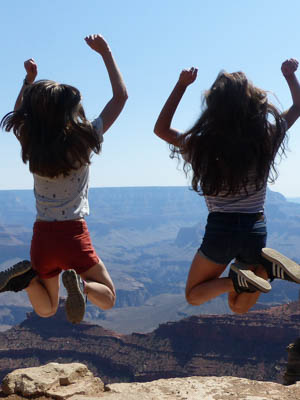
[[34, 116, 103, 221]]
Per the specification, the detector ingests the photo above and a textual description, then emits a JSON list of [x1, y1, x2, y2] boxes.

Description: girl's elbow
[[120, 90, 128, 103], [122, 90, 128, 102], [114, 91, 128, 107], [154, 123, 163, 136]]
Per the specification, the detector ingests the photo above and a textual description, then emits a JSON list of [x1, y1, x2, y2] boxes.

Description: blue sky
[[1, 0, 300, 196]]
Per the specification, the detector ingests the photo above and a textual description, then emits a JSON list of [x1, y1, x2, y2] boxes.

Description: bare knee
[[185, 289, 202, 306], [27, 279, 59, 317], [101, 291, 116, 310], [228, 302, 250, 314], [34, 306, 58, 318]]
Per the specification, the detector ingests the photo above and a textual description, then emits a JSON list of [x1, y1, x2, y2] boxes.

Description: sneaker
[[261, 248, 300, 283], [229, 263, 272, 294], [62, 269, 86, 324], [0, 260, 35, 293]]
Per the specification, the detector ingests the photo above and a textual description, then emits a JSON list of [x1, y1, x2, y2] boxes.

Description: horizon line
[[0, 185, 298, 198]]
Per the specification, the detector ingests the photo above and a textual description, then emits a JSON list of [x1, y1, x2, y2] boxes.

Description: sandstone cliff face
[[2, 362, 300, 400]]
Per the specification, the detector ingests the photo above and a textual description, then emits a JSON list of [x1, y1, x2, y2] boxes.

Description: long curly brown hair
[[172, 71, 287, 196], [1, 80, 102, 177]]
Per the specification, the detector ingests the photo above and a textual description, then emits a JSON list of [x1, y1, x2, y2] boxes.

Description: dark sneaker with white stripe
[[0, 260, 36, 293], [62, 269, 86, 324], [229, 263, 272, 294], [261, 248, 300, 283]]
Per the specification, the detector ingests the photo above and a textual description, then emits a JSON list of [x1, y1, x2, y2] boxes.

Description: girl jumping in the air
[[154, 59, 300, 313], [0, 34, 128, 323]]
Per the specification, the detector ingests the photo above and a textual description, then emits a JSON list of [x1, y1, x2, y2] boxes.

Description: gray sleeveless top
[[204, 180, 267, 213]]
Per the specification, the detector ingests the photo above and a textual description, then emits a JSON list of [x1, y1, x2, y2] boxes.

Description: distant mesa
[[0, 299, 300, 385], [23, 298, 119, 337]]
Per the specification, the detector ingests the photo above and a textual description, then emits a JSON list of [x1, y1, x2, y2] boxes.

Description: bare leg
[[228, 265, 269, 314], [25, 275, 60, 317], [185, 252, 232, 305], [80, 259, 116, 310]]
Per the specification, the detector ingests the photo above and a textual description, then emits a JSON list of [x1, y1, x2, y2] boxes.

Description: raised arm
[[154, 67, 198, 147], [85, 34, 128, 134], [281, 58, 300, 129], [14, 59, 37, 111]]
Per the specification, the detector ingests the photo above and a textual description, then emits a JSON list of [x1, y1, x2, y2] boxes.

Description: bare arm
[[281, 58, 300, 129], [14, 59, 37, 111], [154, 68, 198, 147], [85, 34, 128, 134]]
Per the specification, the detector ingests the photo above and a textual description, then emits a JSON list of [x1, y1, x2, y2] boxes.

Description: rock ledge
[[2, 363, 300, 399], [1, 362, 104, 399]]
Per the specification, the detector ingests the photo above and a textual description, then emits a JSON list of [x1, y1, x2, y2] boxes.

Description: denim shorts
[[199, 212, 267, 266]]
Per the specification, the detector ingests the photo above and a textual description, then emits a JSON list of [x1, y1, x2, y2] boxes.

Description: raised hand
[[24, 59, 37, 84], [280, 58, 300, 129], [178, 67, 198, 87], [281, 58, 299, 77], [85, 34, 110, 56], [84, 33, 127, 133]]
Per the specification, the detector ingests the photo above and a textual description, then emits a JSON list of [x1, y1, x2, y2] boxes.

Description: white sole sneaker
[[262, 248, 300, 283], [231, 263, 272, 293], [0, 261, 32, 291], [62, 270, 85, 324]]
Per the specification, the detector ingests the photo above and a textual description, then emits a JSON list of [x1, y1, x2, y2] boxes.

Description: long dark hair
[[172, 71, 287, 196], [1, 80, 102, 177]]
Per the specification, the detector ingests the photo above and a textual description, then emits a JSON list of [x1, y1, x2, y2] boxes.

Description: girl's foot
[[261, 248, 300, 282], [229, 263, 272, 294], [0, 261, 36, 292], [62, 270, 86, 324]]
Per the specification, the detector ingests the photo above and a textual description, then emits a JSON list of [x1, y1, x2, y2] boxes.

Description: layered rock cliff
[[0, 300, 299, 385]]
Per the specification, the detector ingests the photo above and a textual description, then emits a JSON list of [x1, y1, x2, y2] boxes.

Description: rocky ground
[[1, 363, 300, 400]]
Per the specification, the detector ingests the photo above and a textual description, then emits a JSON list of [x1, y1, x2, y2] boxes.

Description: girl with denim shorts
[[0, 34, 128, 324], [154, 60, 300, 313]]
